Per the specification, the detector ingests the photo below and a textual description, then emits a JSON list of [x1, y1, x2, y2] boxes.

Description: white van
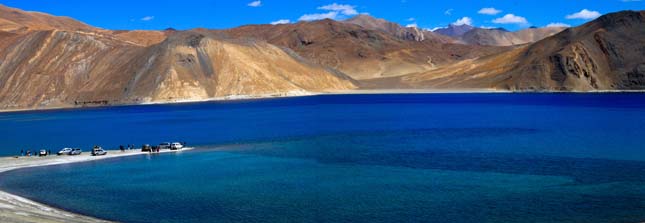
[[170, 142, 183, 150]]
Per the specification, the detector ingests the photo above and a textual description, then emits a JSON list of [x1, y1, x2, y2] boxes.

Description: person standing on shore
[[20, 149, 24, 156]]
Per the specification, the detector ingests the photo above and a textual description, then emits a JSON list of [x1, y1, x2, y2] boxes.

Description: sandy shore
[[3, 89, 645, 113], [0, 148, 192, 223], [0, 90, 316, 113]]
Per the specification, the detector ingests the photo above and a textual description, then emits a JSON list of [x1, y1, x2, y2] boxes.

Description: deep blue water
[[1, 93, 645, 222]]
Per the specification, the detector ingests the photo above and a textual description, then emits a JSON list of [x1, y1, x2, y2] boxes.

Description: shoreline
[[2, 89, 645, 113], [0, 148, 193, 223]]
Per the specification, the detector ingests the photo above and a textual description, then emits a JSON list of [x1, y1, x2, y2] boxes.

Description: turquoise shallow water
[[1, 93, 645, 222]]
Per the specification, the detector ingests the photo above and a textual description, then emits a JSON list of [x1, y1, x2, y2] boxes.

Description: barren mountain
[[433, 24, 475, 38], [0, 4, 642, 111], [432, 22, 565, 46], [460, 26, 566, 46], [365, 10, 645, 91], [108, 30, 169, 46], [344, 14, 454, 43], [0, 4, 97, 33], [0, 29, 355, 110], [217, 19, 505, 80], [0, 4, 169, 46]]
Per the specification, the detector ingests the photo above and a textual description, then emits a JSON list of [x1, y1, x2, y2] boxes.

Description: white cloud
[[407, 17, 415, 21], [566, 9, 601, 20], [444, 9, 453, 15], [430, 26, 446, 31], [270, 19, 291, 25], [141, 16, 154, 21], [317, 3, 358, 16], [492, 14, 528, 24], [546, 22, 571, 28], [299, 3, 360, 21], [406, 23, 418, 28], [452, 17, 473, 26], [479, 26, 497, 29], [478, 7, 502, 15], [247, 1, 262, 7], [299, 11, 339, 21]]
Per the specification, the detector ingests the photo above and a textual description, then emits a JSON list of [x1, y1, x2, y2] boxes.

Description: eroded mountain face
[[0, 13, 356, 110], [0, 3, 643, 110], [505, 11, 645, 91], [216, 19, 507, 80], [367, 11, 645, 91]]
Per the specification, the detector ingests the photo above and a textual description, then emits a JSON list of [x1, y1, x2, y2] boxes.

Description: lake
[[1, 93, 645, 222]]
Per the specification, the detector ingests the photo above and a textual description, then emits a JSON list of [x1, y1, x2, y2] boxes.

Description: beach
[[0, 148, 192, 223]]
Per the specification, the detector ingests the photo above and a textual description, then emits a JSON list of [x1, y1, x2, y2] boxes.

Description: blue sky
[[1, 0, 643, 31]]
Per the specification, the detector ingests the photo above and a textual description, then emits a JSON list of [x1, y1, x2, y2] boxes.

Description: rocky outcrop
[[620, 64, 645, 88], [503, 10, 645, 91]]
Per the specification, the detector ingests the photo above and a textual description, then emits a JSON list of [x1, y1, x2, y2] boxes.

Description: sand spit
[[0, 148, 193, 223]]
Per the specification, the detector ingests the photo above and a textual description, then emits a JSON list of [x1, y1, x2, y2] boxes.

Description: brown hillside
[[367, 11, 645, 91], [216, 19, 508, 80]]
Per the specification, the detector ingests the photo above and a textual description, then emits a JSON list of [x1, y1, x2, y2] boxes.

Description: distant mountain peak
[[433, 24, 475, 37], [460, 25, 566, 46], [348, 14, 378, 20], [344, 14, 427, 41], [448, 24, 474, 29]]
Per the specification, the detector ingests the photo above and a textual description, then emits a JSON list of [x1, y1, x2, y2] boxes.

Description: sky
[[1, 0, 643, 31]]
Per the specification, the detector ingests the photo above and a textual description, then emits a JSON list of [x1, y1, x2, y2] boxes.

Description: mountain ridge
[[0, 4, 643, 111], [363, 10, 645, 91], [433, 24, 475, 37], [460, 26, 566, 46]]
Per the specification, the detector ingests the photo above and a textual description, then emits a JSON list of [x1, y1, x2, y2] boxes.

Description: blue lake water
[[1, 93, 645, 222]]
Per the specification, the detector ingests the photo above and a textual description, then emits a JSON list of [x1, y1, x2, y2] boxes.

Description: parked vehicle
[[39, 150, 47, 157], [69, 148, 82, 155], [170, 142, 184, 150], [141, 144, 152, 152], [91, 146, 107, 156], [57, 148, 73, 155], [159, 142, 171, 150]]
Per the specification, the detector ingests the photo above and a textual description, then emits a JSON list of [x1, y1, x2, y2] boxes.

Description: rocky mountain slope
[[0, 21, 355, 110], [431, 23, 564, 46], [364, 10, 645, 91], [0, 4, 643, 111], [0, 4, 97, 33], [217, 18, 505, 80], [433, 24, 475, 38], [0, 4, 169, 46], [344, 14, 454, 43], [460, 26, 566, 46]]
